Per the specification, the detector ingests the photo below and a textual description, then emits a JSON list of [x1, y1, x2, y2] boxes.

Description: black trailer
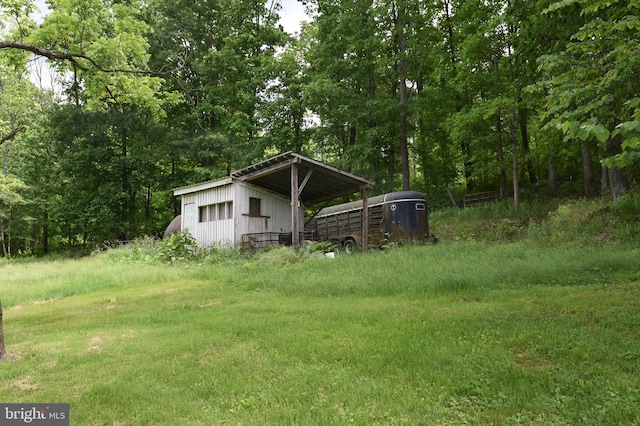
[[306, 191, 430, 252]]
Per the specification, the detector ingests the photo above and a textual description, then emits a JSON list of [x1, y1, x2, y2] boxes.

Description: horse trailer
[[306, 191, 430, 252]]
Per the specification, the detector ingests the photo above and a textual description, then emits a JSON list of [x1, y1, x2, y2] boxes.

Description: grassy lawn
[[1, 238, 639, 425]]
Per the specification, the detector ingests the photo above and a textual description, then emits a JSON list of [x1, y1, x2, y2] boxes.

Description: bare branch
[[0, 124, 25, 147], [0, 40, 159, 75], [1, 40, 206, 130]]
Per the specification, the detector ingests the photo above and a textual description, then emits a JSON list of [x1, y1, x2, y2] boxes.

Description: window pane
[[249, 197, 261, 216]]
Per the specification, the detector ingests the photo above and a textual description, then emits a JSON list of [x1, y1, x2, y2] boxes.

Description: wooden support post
[[291, 161, 300, 247], [362, 186, 369, 252]]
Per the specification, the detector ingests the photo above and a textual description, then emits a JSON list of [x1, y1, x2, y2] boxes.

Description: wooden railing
[[463, 191, 497, 208], [241, 231, 316, 251]]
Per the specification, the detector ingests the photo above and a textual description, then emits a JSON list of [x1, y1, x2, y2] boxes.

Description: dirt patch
[[0, 353, 19, 362], [89, 337, 104, 345], [33, 298, 60, 305], [511, 347, 555, 374], [9, 376, 37, 391], [85, 336, 105, 354]]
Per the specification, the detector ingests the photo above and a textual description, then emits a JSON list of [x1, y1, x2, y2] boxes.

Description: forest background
[[0, 0, 638, 256]]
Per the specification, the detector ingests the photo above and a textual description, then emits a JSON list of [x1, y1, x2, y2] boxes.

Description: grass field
[[1, 198, 640, 425]]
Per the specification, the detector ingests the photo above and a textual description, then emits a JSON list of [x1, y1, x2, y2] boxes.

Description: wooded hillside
[[1, 0, 638, 255]]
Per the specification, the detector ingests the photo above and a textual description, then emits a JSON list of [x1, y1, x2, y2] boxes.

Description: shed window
[[199, 201, 232, 222], [249, 197, 261, 217], [199, 206, 209, 222]]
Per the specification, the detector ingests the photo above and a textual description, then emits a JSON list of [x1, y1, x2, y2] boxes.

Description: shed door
[[183, 203, 197, 232]]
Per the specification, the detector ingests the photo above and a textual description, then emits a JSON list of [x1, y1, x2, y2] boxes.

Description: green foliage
[[156, 230, 198, 263], [611, 191, 640, 222], [429, 196, 640, 248], [304, 240, 337, 254], [254, 246, 304, 268], [2, 0, 640, 257], [0, 173, 27, 205], [541, 0, 640, 168]]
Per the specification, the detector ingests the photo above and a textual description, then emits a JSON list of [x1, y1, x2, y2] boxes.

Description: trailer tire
[[343, 238, 357, 254]]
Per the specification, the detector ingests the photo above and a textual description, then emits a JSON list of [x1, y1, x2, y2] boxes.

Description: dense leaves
[[0, 0, 637, 255]]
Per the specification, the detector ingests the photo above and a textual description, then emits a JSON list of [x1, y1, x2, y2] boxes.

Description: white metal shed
[[173, 152, 375, 249], [173, 178, 298, 248]]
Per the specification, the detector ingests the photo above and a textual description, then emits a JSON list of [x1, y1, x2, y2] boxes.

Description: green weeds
[[1, 198, 639, 424]]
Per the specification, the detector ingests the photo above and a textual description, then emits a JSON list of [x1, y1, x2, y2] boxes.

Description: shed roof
[[230, 152, 374, 206], [173, 177, 233, 197]]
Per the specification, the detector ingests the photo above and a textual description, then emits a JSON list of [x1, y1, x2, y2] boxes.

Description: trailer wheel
[[343, 238, 357, 254]]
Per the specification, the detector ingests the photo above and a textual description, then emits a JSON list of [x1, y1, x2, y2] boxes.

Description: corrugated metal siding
[[179, 179, 298, 248], [234, 182, 293, 242], [196, 219, 234, 248], [180, 182, 235, 247], [195, 184, 234, 206]]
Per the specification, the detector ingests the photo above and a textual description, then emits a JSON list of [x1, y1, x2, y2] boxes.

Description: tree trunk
[[42, 208, 49, 254], [387, 143, 395, 192], [548, 143, 557, 196], [348, 125, 356, 146], [609, 165, 629, 202], [1, 118, 12, 257], [120, 125, 129, 241], [509, 111, 520, 210], [396, 2, 410, 191], [0, 299, 6, 360], [519, 106, 537, 184], [399, 94, 410, 191], [581, 140, 598, 198], [443, 0, 472, 190], [0, 201, 6, 258], [606, 134, 630, 202], [496, 114, 508, 198], [145, 185, 152, 235], [446, 185, 458, 208], [492, 54, 507, 198]]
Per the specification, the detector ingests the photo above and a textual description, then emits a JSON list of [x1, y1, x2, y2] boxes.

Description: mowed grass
[[1, 242, 639, 425]]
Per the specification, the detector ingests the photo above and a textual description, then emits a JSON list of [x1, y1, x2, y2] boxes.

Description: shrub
[[257, 246, 305, 267], [611, 191, 640, 222], [303, 240, 338, 254], [156, 230, 199, 263]]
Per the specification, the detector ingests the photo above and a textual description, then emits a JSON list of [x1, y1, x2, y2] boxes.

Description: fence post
[[291, 161, 300, 248], [362, 186, 369, 252]]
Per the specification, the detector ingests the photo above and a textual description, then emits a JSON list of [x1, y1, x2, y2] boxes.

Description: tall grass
[[246, 242, 639, 297], [430, 195, 640, 247], [2, 238, 639, 424], [1, 197, 639, 424]]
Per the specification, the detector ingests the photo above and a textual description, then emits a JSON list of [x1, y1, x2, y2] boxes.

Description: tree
[[300, 0, 378, 170], [257, 37, 311, 154], [143, 0, 289, 181], [2, 0, 183, 248], [0, 0, 40, 255], [303, 0, 441, 190], [540, 0, 639, 200]]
